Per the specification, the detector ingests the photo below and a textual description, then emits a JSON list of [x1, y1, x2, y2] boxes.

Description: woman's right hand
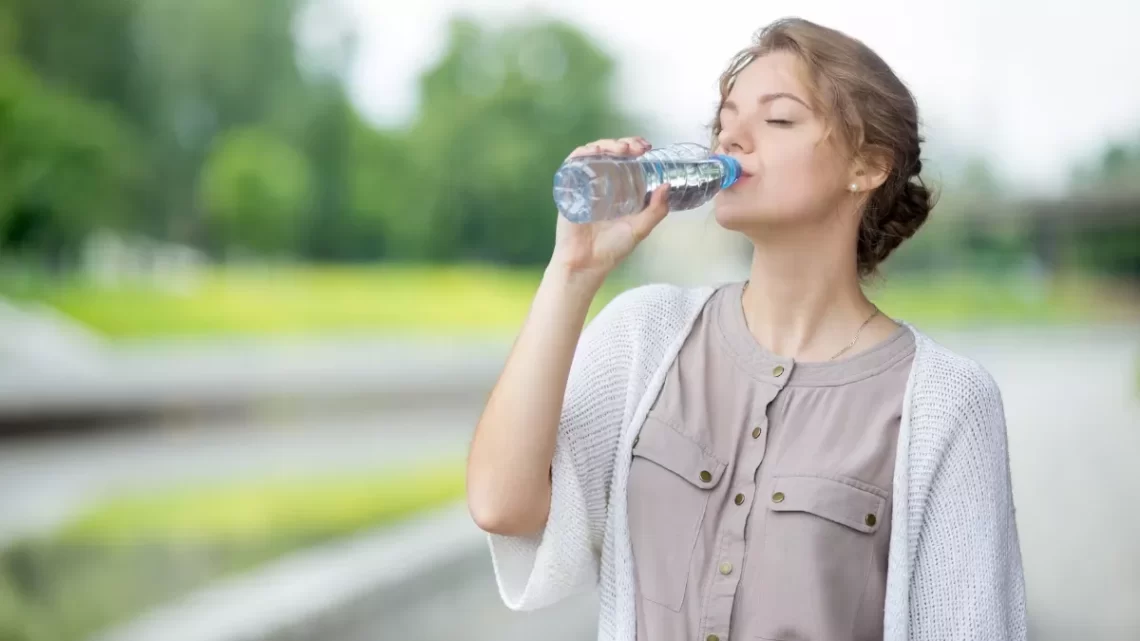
[[549, 136, 671, 284]]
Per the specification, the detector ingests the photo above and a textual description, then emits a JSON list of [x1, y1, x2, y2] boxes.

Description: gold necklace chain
[[741, 282, 881, 361], [828, 307, 880, 361]]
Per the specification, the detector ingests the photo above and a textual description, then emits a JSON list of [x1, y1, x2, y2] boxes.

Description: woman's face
[[713, 51, 855, 231]]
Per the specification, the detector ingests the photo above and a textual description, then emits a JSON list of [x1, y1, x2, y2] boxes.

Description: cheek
[[712, 139, 842, 223], [759, 146, 827, 199]]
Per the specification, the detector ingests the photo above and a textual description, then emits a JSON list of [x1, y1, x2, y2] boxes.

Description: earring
[[849, 183, 859, 192]]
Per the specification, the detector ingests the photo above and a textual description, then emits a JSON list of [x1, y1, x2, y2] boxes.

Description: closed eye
[[766, 119, 794, 127]]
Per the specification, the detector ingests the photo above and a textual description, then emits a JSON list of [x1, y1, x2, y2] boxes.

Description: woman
[[466, 17, 1027, 641]]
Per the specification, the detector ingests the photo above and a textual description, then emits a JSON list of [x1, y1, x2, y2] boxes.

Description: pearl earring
[[849, 183, 859, 192]]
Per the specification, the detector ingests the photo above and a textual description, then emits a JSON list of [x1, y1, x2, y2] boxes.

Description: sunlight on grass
[[59, 460, 466, 542], [0, 264, 626, 339], [0, 264, 1131, 340], [0, 460, 467, 641], [866, 272, 1117, 326]]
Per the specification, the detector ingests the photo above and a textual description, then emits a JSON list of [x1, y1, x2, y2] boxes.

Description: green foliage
[[0, 461, 466, 641], [409, 17, 631, 264], [2, 0, 1131, 273], [199, 128, 313, 256], [2, 0, 139, 106], [0, 1, 631, 265], [1067, 138, 1140, 279], [1069, 221, 1140, 279], [0, 56, 139, 264]]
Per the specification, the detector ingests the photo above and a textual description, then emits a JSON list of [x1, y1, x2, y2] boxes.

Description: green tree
[[343, 122, 434, 261], [2, 0, 347, 258], [0, 56, 138, 266], [129, 0, 323, 246], [1068, 138, 1140, 279], [409, 17, 632, 264], [198, 128, 312, 257]]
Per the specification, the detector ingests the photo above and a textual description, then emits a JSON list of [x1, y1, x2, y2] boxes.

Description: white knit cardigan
[[487, 283, 1027, 641]]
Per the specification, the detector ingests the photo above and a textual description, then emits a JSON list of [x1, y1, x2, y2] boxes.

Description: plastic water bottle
[[552, 143, 742, 223]]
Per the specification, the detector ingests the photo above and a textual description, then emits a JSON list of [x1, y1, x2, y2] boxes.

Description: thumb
[[629, 184, 670, 240]]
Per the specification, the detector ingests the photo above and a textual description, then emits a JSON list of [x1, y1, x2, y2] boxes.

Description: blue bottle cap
[[711, 154, 742, 189]]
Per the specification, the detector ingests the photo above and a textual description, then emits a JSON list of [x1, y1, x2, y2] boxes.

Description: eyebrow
[[722, 92, 811, 112], [759, 92, 810, 108]]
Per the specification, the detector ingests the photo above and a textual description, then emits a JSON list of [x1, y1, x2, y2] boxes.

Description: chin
[[712, 201, 779, 232]]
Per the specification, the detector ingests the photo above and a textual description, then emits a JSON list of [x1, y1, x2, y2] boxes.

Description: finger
[[591, 139, 618, 155], [595, 138, 638, 156], [567, 143, 603, 159], [630, 184, 671, 240], [619, 136, 651, 156]]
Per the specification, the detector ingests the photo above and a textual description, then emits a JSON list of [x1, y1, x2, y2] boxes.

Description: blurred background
[[0, 0, 1138, 640]]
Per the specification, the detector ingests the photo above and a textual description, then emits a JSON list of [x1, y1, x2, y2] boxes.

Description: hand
[[549, 137, 670, 284]]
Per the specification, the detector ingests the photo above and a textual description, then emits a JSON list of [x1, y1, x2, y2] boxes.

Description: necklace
[[741, 282, 881, 361], [828, 307, 881, 361]]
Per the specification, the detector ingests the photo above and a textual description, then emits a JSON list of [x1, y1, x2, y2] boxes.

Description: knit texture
[[486, 284, 1027, 641]]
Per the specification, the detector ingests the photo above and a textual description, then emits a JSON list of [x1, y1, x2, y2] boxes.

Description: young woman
[[466, 17, 1027, 641]]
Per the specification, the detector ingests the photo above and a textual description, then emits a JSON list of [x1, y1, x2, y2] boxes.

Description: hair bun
[[859, 176, 935, 275]]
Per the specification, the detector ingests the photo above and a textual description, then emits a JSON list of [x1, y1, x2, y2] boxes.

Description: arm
[[465, 136, 669, 610], [909, 368, 1028, 640], [467, 136, 667, 538], [475, 282, 645, 610], [466, 263, 604, 537]]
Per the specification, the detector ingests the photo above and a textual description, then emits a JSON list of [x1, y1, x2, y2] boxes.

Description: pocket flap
[[769, 476, 886, 533], [632, 417, 726, 488]]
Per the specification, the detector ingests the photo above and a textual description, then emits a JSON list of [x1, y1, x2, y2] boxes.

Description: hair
[[710, 17, 936, 276]]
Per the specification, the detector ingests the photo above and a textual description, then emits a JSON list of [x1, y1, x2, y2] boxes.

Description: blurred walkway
[[0, 334, 506, 421], [937, 326, 1140, 641], [1, 326, 1136, 639], [0, 406, 476, 544]]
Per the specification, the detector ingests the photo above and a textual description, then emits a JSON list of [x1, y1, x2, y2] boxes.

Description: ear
[[849, 150, 891, 193]]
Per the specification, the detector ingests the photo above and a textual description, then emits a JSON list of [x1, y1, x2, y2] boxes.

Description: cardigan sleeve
[[908, 363, 1028, 640], [486, 288, 642, 611]]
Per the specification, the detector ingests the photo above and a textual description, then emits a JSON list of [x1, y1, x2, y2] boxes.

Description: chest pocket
[[751, 475, 888, 641], [627, 415, 726, 612]]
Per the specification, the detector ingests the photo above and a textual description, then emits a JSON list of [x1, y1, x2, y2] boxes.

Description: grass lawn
[[865, 271, 1135, 327], [0, 264, 630, 340], [0, 264, 1134, 340], [0, 460, 466, 641]]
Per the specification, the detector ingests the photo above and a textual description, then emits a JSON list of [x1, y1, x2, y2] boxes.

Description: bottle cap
[[711, 154, 742, 189]]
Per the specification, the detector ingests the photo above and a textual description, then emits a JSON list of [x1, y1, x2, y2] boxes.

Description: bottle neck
[[711, 154, 742, 189]]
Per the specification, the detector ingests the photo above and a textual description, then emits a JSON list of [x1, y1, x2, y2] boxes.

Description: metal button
[[734, 493, 745, 505], [719, 562, 733, 575], [772, 364, 785, 377], [751, 426, 762, 439], [772, 491, 785, 503], [699, 470, 713, 483], [865, 513, 877, 527], [706, 635, 720, 641]]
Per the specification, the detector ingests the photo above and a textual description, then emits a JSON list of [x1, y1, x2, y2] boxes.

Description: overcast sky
[[340, 0, 1140, 194]]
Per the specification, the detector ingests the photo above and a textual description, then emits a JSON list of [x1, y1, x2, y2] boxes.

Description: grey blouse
[[627, 281, 916, 641]]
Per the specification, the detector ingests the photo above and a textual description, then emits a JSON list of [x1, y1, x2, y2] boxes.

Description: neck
[[740, 219, 878, 361]]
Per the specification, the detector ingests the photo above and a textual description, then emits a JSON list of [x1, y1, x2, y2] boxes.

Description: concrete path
[[0, 405, 477, 544], [0, 335, 507, 420], [1, 326, 1136, 640], [934, 326, 1140, 641]]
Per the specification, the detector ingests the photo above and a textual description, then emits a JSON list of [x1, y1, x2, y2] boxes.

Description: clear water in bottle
[[552, 143, 741, 223]]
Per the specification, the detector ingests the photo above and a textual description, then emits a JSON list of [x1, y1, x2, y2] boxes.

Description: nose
[[716, 120, 751, 155]]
